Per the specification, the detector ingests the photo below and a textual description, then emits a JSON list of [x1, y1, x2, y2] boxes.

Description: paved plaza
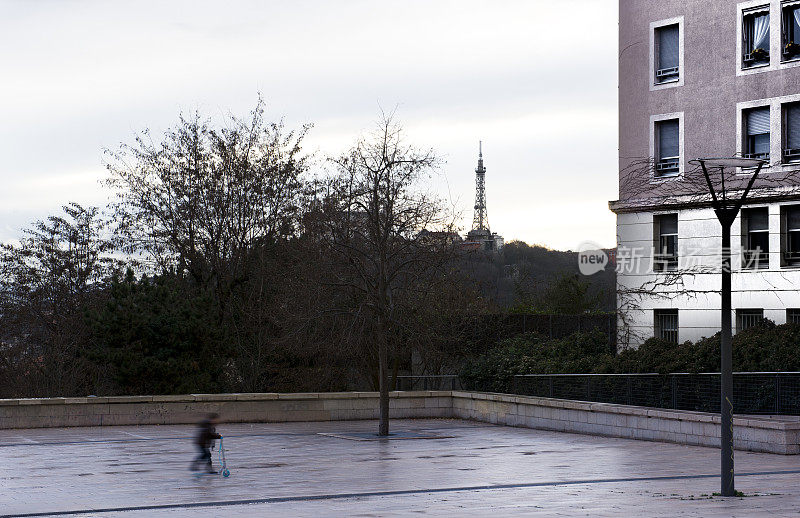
[[2, 418, 800, 517]]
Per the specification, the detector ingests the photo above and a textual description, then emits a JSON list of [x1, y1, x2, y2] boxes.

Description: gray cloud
[[0, 0, 618, 249]]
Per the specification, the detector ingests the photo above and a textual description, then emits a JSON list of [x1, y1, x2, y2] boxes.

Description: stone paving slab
[[318, 430, 454, 441], [2, 419, 800, 517]]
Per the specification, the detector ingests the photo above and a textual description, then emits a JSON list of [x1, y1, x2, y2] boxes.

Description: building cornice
[[609, 188, 800, 214]]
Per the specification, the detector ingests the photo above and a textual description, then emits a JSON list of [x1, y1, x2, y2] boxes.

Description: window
[[782, 205, 800, 265], [743, 8, 770, 67], [655, 24, 680, 83], [784, 103, 800, 161], [650, 18, 684, 89], [737, 308, 764, 332], [782, 2, 800, 60], [744, 107, 770, 160], [787, 308, 800, 323], [654, 214, 678, 271], [742, 208, 769, 269], [655, 119, 680, 176], [654, 309, 678, 343]]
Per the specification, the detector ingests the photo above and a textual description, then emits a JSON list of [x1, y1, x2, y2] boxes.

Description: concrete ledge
[[2, 391, 798, 454], [450, 392, 800, 455], [0, 392, 449, 430]]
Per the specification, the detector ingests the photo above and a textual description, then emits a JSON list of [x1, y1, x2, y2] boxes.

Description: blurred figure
[[191, 413, 222, 473]]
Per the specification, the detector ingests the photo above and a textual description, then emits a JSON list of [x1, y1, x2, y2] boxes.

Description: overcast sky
[[0, 0, 618, 250]]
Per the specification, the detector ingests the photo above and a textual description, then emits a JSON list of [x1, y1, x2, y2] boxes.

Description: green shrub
[[86, 270, 227, 395], [461, 321, 800, 393], [460, 330, 613, 392]]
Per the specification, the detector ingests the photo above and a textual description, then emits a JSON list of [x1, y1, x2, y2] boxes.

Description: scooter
[[218, 436, 230, 478]]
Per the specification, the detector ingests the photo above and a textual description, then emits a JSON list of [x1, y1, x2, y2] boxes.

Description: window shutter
[[659, 214, 678, 235], [787, 104, 800, 149], [747, 209, 768, 231], [658, 25, 679, 70], [747, 108, 770, 135], [658, 120, 679, 159], [788, 208, 800, 230]]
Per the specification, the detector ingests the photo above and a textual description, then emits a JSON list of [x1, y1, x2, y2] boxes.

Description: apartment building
[[613, 0, 800, 347]]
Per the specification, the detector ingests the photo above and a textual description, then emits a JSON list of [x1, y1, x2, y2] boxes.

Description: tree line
[[0, 100, 613, 433]]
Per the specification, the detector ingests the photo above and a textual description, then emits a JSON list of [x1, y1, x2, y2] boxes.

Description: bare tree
[[104, 97, 310, 305], [315, 113, 457, 435]]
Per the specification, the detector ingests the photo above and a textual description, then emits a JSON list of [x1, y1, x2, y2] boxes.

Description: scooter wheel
[[222, 469, 230, 478]]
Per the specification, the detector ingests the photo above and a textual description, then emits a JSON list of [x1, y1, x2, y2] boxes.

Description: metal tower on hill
[[466, 142, 503, 251], [471, 141, 489, 233]]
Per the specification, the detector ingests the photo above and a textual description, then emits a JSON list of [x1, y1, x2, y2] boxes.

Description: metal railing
[[395, 375, 462, 391], [511, 372, 800, 415]]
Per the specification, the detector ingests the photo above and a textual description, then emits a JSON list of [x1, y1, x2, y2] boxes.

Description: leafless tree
[[313, 113, 459, 435], [104, 97, 310, 305]]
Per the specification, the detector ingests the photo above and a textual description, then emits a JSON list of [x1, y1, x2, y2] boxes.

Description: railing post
[[775, 375, 781, 415], [549, 376, 554, 398], [671, 375, 678, 409], [627, 376, 632, 406]]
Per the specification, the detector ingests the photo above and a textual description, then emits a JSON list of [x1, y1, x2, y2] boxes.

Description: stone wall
[[2, 391, 798, 454], [0, 392, 452, 429], [451, 391, 800, 455]]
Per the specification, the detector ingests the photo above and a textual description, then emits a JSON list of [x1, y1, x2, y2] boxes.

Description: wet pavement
[[2, 418, 800, 517]]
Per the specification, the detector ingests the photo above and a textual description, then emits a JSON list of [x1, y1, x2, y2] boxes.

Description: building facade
[[614, 0, 800, 347]]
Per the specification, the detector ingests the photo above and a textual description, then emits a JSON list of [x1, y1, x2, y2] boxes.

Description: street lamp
[[689, 157, 767, 497]]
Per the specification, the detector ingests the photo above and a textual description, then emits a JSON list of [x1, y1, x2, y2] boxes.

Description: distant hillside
[[502, 240, 615, 313], [460, 240, 615, 312]]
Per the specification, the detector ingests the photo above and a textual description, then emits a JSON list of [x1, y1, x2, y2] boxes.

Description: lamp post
[[689, 157, 766, 497]]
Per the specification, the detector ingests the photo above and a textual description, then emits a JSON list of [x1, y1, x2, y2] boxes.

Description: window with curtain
[[782, 3, 800, 60], [783, 205, 800, 266], [743, 9, 770, 67], [654, 214, 678, 271], [741, 208, 769, 269], [655, 119, 679, 176], [784, 103, 800, 161], [655, 24, 679, 83], [745, 107, 770, 160]]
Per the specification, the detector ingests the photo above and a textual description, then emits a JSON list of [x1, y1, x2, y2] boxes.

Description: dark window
[[736, 308, 764, 332], [654, 309, 678, 343], [787, 308, 800, 324], [784, 103, 800, 161], [655, 119, 679, 176], [743, 9, 770, 67], [782, 3, 800, 60], [782, 205, 800, 265], [655, 24, 680, 83], [744, 107, 770, 160], [654, 214, 678, 271], [742, 208, 769, 269]]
